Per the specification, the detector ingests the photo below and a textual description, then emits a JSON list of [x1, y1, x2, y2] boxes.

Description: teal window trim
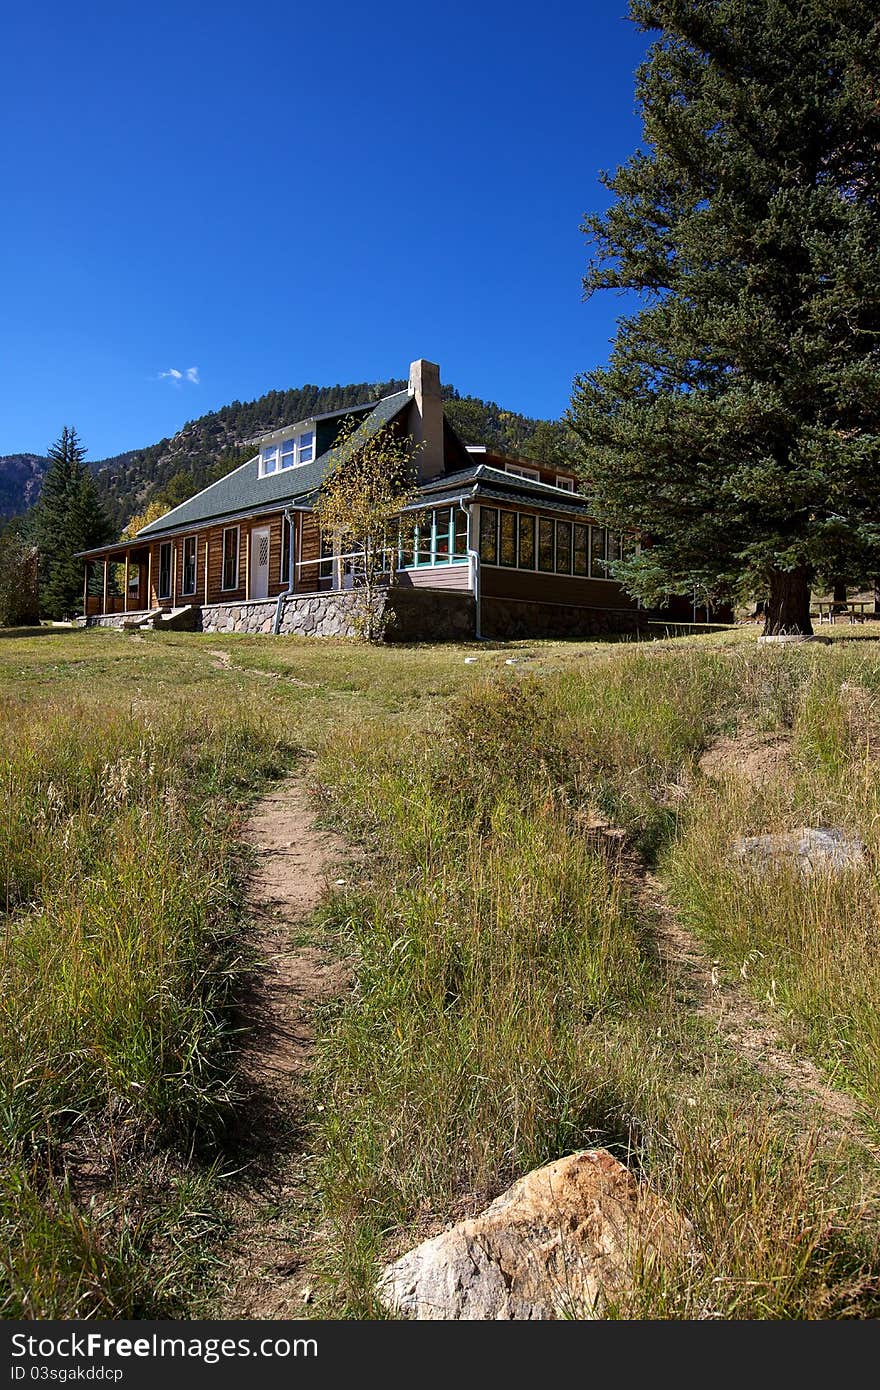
[[397, 507, 470, 569]]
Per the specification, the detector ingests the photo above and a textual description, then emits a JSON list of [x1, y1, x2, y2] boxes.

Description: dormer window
[[260, 429, 316, 477], [506, 462, 540, 481], [555, 475, 576, 492]]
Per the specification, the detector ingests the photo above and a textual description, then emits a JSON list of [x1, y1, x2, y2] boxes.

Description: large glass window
[[299, 430, 314, 463], [518, 514, 535, 568], [499, 511, 517, 567], [590, 526, 607, 577], [479, 508, 498, 564], [607, 531, 621, 564], [280, 438, 295, 469], [222, 527, 239, 590], [262, 445, 278, 474], [538, 518, 554, 572], [573, 524, 588, 577], [434, 508, 452, 563], [158, 542, 172, 600], [556, 521, 572, 575], [454, 508, 468, 559], [398, 508, 470, 567], [182, 536, 197, 596]]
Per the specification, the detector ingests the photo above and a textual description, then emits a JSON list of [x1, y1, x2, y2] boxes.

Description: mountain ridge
[[0, 381, 563, 532]]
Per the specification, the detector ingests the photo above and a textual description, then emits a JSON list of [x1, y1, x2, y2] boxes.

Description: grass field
[[3, 623, 880, 1317]]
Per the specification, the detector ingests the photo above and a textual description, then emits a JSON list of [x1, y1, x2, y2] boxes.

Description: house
[[79, 359, 645, 641]]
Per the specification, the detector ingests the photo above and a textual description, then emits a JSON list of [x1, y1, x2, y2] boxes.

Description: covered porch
[[81, 542, 153, 619]]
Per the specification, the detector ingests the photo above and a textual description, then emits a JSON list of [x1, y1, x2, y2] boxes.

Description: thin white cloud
[[158, 366, 200, 386]]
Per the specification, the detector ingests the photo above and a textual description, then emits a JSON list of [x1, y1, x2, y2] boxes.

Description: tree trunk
[[763, 567, 813, 636], [832, 580, 848, 615]]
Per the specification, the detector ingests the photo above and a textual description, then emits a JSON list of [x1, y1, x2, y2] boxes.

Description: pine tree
[[29, 426, 113, 619], [570, 0, 880, 635]]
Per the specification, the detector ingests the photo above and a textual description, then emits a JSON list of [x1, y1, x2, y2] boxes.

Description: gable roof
[[136, 389, 411, 538]]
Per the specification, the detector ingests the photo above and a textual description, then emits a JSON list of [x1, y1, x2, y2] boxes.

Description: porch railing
[[295, 544, 469, 590]]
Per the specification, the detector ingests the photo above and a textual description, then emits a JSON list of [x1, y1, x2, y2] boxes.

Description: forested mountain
[[0, 381, 564, 533], [0, 455, 47, 520]]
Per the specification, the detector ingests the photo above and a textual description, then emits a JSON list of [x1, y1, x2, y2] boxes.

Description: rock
[[376, 1150, 693, 1321], [733, 826, 865, 874]]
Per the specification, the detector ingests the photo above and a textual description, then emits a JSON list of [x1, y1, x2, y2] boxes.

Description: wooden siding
[[140, 512, 290, 609], [481, 566, 636, 610], [397, 564, 471, 591]]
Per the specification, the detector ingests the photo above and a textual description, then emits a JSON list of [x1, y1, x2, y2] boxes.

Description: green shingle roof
[[136, 390, 411, 538], [408, 465, 598, 518]]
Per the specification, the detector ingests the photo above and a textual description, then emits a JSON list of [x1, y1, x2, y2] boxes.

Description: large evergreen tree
[[29, 427, 113, 619], [570, 0, 880, 635]]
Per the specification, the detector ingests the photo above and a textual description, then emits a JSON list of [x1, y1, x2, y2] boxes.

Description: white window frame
[[181, 535, 197, 596], [221, 526, 240, 590], [555, 474, 576, 492], [260, 428, 316, 477], [296, 429, 314, 466], [505, 462, 540, 481]]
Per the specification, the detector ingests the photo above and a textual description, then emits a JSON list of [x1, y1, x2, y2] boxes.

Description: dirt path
[[208, 647, 316, 687], [220, 773, 349, 1318], [634, 866, 863, 1133]]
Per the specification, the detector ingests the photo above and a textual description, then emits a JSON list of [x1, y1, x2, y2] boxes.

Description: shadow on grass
[[0, 626, 82, 640]]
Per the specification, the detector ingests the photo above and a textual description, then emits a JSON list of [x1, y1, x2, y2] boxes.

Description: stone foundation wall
[[86, 611, 151, 629], [86, 591, 644, 642], [200, 594, 357, 637], [382, 588, 475, 642], [481, 596, 642, 641], [200, 588, 477, 641]]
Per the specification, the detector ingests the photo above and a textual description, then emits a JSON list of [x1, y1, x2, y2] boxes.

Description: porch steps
[[122, 609, 162, 630], [152, 605, 201, 631]]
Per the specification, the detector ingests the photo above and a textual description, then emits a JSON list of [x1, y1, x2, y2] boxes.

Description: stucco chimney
[[408, 358, 444, 480]]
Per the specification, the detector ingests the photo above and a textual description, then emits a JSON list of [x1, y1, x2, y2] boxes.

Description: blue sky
[[1, 1, 648, 460]]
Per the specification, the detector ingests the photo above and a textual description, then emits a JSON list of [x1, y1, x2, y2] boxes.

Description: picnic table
[[813, 600, 875, 624]]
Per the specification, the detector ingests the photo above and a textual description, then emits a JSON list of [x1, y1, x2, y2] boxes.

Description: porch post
[[172, 542, 177, 606], [82, 560, 89, 619], [244, 528, 251, 600], [204, 533, 210, 605], [146, 547, 152, 609], [124, 551, 130, 614], [102, 557, 109, 616]]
